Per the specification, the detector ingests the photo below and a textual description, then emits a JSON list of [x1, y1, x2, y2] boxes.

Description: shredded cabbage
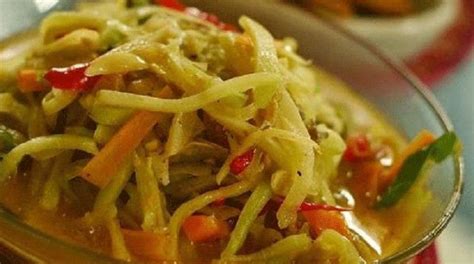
[[222, 181, 272, 258], [95, 72, 279, 113], [0, 135, 98, 181], [0, 93, 29, 122]]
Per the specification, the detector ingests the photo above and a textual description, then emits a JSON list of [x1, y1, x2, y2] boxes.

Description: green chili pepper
[[376, 131, 459, 209], [0, 129, 15, 152], [127, 0, 151, 8]]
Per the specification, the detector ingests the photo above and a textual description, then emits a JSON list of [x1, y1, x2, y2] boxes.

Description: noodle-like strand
[[204, 105, 257, 136], [0, 135, 98, 181], [88, 105, 134, 126], [40, 12, 105, 44], [216, 128, 318, 184], [93, 125, 117, 145], [239, 16, 281, 108], [167, 179, 256, 260], [28, 159, 53, 197], [95, 73, 278, 113], [107, 212, 132, 261], [42, 88, 78, 116], [91, 156, 133, 220], [221, 181, 272, 258], [40, 151, 73, 210], [0, 93, 29, 122], [134, 152, 168, 230]]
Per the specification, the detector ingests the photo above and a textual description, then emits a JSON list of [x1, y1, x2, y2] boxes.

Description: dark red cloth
[[414, 242, 439, 264]]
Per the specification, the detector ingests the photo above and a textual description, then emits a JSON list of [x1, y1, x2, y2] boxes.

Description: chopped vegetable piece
[[376, 132, 458, 208], [154, 0, 237, 31], [127, 0, 151, 8], [260, 197, 352, 216], [382, 130, 435, 188], [230, 148, 255, 175], [222, 182, 272, 258], [302, 210, 350, 238], [44, 63, 101, 91], [299, 202, 352, 212], [350, 161, 384, 204], [0, 129, 15, 152], [17, 69, 44, 93], [185, 8, 238, 32], [108, 219, 131, 261], [134, 153, 167, 230], [182, 215, 230, 242], [121, 229, 168, 261], [81, 111, 162, 187], [154, 0, 185, 11], [81, 87, 173, 188], [343, 134, 372, 162], [212, 198, 226, 207]]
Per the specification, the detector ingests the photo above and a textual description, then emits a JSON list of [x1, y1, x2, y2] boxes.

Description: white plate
[[337, 0, 460, 59]]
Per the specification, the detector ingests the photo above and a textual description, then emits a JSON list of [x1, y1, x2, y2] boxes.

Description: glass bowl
[[0, 0, 464, 263]]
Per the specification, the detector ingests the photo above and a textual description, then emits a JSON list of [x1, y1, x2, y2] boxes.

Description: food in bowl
[[0, 0, 459, 262]]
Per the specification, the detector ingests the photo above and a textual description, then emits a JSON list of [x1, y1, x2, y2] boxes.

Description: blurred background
[[283, 0, 473, 262]]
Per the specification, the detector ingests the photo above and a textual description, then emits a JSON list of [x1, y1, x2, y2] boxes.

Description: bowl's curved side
[[0, 207, 117, 263], [0, 0, 464, 263]]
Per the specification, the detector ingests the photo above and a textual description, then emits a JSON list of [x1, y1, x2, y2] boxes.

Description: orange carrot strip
[[17, 69, 44, 93], [80, 87, 173, 188], [380, 130, 435, 189], [182, 215, 229, 243], [350, 161, 383, 204], [302, 210, 350, 238], [229, 34, 253, 75], [121, 229, 168, 261]]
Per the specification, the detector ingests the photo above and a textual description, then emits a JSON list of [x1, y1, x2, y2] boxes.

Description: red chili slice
[[259, 197, 352, 216], [44, 63, 100, 91], [154, 0, 237, 32], [154, 0, 186, 11], [211, 198, 226, 207], [185, 7, 238, 32], [343, 134, 373, 162], [299, 202, 352, 212], [230, 148, 255, 175]]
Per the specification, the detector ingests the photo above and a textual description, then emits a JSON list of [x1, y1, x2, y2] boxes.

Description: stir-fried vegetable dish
[[0, 0, 459, 262]]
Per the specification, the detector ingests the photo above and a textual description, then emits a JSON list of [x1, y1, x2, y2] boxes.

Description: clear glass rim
[[0, 1, 464, 263], [308, 7, 464, 263]]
